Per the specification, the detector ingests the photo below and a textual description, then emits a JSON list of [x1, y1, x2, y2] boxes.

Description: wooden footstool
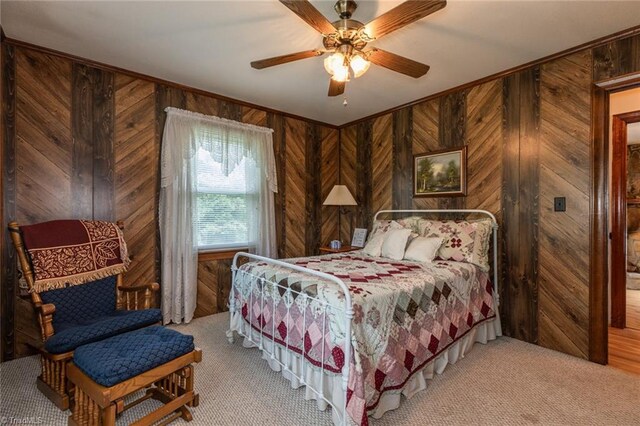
[[67, 326, 202, 426]]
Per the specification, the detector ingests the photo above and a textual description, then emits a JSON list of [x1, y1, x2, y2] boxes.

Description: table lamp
[[323, 185, 357, 244]]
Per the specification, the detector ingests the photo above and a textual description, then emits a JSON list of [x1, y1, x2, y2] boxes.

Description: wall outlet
[[554, 197, 566, 212]]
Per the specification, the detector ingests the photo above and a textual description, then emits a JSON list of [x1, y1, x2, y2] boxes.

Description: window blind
[[195, 145, 258, 250]]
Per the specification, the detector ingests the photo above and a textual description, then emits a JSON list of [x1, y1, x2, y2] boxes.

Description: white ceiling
[[3, 1, 640, 126]]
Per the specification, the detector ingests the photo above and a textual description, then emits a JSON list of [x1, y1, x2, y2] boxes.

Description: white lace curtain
[[159, 107, 277, 324]]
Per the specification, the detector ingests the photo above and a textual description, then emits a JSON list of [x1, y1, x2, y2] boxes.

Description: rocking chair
[[8, 220, 161, 411]]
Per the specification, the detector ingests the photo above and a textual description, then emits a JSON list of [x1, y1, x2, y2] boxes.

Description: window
[[195, 141, 259, 251]]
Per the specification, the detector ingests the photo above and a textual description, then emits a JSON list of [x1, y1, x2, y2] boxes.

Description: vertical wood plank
[[268, 113, 286, 258], [71, 64, 94, 219], [320, 127, 339, 245], [216, 259, 232, 313], [439, 91, 467, 149], [412, 100, 439, 210], [91, 69, 115, 221], [114, 74, 156, 287], [438, 91, 467, 210], [518, 66, 540, 344], [590, 85, 608, 364], [284, 117, 306, 258], [466, 79, 504, 315], [372, 114, 393, 214], [1, 43, 16, 361], [356, 120, 373, 230], [502, 73, 521, 338], [501, 67, 541, 344], [392, 108, 413, 210], [339, 125, 357, 242], [465, 79, 503, 215], [305, 124, 322, 256], [218, 100, 242, 121]]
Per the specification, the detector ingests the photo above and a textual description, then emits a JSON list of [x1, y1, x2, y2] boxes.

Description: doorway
[[609, 95, 640, 374], [611, 110, 640, 329]]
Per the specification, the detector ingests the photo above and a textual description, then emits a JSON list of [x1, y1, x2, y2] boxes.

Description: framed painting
[[413, 146, 467, 197]]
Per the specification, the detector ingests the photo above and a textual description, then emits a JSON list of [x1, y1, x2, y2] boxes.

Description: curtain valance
[[161, 107, 278, 193]]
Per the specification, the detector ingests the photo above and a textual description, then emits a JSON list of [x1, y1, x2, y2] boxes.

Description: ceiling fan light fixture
[[350, 53, 370, 78], [331, 63, 350, 82], [324, 52, 345, 76]]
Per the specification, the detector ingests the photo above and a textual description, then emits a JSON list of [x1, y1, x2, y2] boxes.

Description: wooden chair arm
[[39, 303, 56, 316], [117, 282, 160, 293], [37, 303, 56, 340], [117, 283, 159, 310]]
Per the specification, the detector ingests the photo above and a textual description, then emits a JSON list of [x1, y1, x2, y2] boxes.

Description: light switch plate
[[554, 197, 566, 212]]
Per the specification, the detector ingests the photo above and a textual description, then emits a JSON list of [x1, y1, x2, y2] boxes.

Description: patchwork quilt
[[231, 251, 496, 425]]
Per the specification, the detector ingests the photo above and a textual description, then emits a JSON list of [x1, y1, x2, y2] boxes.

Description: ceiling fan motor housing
[[324, 18, 368, 51], [334, 0, 358, 19]]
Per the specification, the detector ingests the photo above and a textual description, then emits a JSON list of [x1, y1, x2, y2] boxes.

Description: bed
[[227, 210, 502, 425]]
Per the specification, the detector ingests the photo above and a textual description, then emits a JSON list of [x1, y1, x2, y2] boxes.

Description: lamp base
[[338, 206, 355, 244]]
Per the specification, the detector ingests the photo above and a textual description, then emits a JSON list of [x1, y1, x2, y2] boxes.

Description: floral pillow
[[370, 216, 422, 237], [418, 218, 493, 271]]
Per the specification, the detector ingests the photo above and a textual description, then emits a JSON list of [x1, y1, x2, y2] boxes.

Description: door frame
[[611, 111, 640, 328], [590, 76, 640, 364]]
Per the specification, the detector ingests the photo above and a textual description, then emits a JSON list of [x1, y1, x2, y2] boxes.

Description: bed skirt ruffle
[[229, 312, 502, 425]]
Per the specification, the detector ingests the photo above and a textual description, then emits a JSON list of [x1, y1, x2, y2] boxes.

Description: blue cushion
[[73, 326, 195, 387], [44, 309, 162, 354], [40, 276, 117, 330]]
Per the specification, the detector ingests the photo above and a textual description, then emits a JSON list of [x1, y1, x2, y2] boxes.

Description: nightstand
[[319, 245, 360, 254]]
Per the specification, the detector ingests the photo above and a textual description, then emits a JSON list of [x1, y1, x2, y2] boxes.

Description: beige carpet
[[1, 312, 640, 425]]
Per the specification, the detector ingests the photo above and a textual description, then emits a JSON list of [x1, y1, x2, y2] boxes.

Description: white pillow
[[404, 237, 444, 263], [368, 220, 404, 241], [363, 233, 385, 257], [381, 228, 412, 260]]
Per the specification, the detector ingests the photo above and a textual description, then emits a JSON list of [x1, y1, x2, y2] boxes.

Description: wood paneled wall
[[2, 31, 640, 361], [338, 33, 640, 360], [0, 43, 338, 359]]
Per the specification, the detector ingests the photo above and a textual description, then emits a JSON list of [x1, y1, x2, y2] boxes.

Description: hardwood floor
[[608, 289, 640, 375], [627, 289, 640, 330]]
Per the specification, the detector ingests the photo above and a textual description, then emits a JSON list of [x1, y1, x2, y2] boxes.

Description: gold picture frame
[[413, 146, 467, 197]]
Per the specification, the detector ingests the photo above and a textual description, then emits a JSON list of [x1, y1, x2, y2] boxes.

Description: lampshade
[[323, 52, 345, 75], [331, 65, 350, 82], [350, 53, 370, 78], [323, 185, 357, 206]]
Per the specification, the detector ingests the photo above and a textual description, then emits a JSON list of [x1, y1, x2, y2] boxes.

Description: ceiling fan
[[251, 0, 446, 97]]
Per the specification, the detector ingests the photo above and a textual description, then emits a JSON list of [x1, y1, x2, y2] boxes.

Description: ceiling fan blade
[[368, 48, 430, 78], [363, 0, 446, 40], [328, 78, 345, 97], [280, 0, 337, 35], [251, 50, 324, 69]]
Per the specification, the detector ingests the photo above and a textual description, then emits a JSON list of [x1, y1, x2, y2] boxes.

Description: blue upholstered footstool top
[[73, 326, 195, 387]]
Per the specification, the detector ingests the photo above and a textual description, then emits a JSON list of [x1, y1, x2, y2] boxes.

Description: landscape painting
[[413, 146, 467, 197]]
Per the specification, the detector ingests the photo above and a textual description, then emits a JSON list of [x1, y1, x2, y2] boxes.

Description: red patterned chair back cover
[[20, 220, 130, 293]]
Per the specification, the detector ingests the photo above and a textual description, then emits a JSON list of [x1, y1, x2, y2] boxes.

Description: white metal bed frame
[[227, 209, 499, 425]]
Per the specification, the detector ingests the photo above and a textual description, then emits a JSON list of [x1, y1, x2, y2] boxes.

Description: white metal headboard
[[373, 209, 500, 306]]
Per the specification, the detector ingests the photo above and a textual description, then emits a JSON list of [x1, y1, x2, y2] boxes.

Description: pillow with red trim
[[418, 218, 493, 271]]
